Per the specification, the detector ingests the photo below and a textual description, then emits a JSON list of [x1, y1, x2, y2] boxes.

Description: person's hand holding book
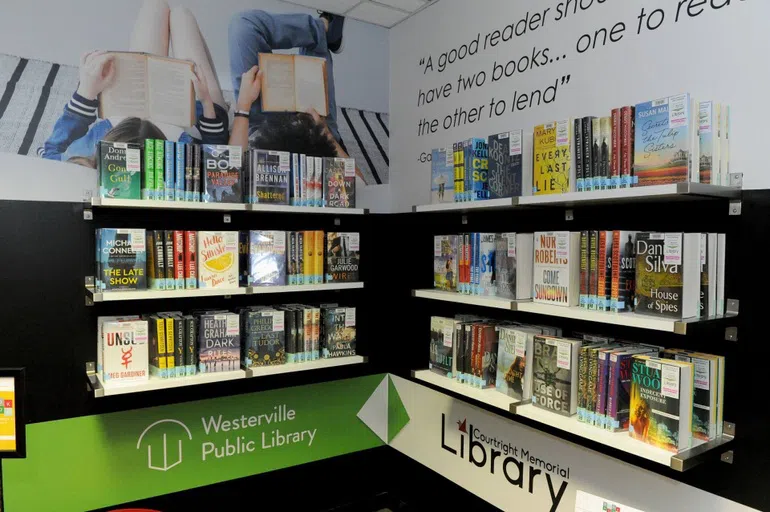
[[76, 50, 116, 101], [236, 65, 264, 112]]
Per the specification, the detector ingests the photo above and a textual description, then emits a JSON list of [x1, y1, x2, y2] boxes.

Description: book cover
[[312, 157, 322, 207], [574, 119, 584, 191], [198, 313, 241, 373], [143, 138, 155, 200], [493, 233, 533, 300], [164, 140, 175, 200], [197, 231, 239, 289], [600, 116, 612, 190], [248, 150, 290, 204], [248, 231, 287, 286], [173, 316, 184, 377], [533, 121, 571, 195], [300, 155, 310, 206], [154, 139, 165, 199], [201, 145, 242, 203], [496, 326, 537, 400], [478, 325, 498, 388], [101, 320, 148, 383], [311, 307, 321, 360], [163, 316, 175, 377], [325, 232, 360, 283], [98, 141, 141, 199], [323, 158, 356, 208], [532, 336, 580, 416], [663, 349, 719, 441], [290, 153, 299, 205], [634, 94, 693, 186], [243, 310, 286, 367], [477, 233, 496, 296], [629, 356, 694, 452], [699, 101, 717, 184], [164, 230, 175, 290], [431, 147, 455, 203], [487, 131, 524, 199], [579, 231, 590, 308], [99, 229, 147, 291], [146, 230, 164, 290], [610, 231, 638, 312], [468, 138, 489, 201], [596, 231, 613, 311], [175, 142, 185, 201], [184, 143, 193, 201], [430, 316, 455, 376], [611, 108, 621, 188], [322, 307, 356, 358], [288, 232, 297, 285], [582, 117, 595, 190], [184, 230, 197, 289], [607, 349, 650, 431], [433, 235, 458, 292], [533, 232, 580, 307], [621, 106, 636, 187]]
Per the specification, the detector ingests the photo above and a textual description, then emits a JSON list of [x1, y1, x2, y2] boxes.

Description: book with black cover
[[98, 229, 147, 291], [532, 336, 581, 416], [201, 145, 242, 203], [322, 307, 357, 358], [325, 232, 360, 283], [197, 313, 240, 373], [248, 150, 290, 204], [242, 309, 286, 367], [323, 157, 356, 208], [487, 131, 524, 198]]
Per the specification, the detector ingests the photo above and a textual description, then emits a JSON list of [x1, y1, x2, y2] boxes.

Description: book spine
[[597, 231, 608, 311], [154, 139, 165, 200], [580, 231, 589, 308], [611, 109, 621, 188], [586, 350, 598, 424], [463, 233, 471, 295], [95, 229, 102, 291], [596, 354, 608, 427], [192, 144, 201, 202], [144, 139, 155, 200], [312, 308, 320, 360], [184, 230, 198, 289], [291, 153, 299, 206], [589, 230, 598, 309], [574, 119, 584, 191], [607, 355, 619, 430], [154, 231, 166, 290], [175, 142, 185, 201], [174, 317, 184, 378], [173, 230, 185, 289], [164, 230, 175, 290], [582, 118, 593, 191], [621, 106, 635, 187], [155, 317, 167, 378], [300, 155, 308, 207], [452, 143, 459, 202], [297, 232, 305, 285], [610, 230, 621, 310], [470, 233, 477, 296], [185, 143, 193, 201], [314, 230, 324, 284], [302, 309, 312, 362], [164, 141, 175, 200], [288, 232, 296, 285], [185, 317, 197, 376], [304, 231, 315, 285], [577, 347, 587, 422], [165, 317, 175, 377]]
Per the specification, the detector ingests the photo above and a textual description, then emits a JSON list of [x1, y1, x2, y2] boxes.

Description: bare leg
[[170, 6, 226, 108], [129, 0, 170, 56]]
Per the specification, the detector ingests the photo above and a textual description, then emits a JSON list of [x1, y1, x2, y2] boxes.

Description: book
[[611, 109, 621, 188], [197, 313, 241, 373], [532, 336, 581, 416], [290, 154, 300, 205], [600, 117, 612, 189], [247, 231, 287, 287], [301, 156, 310, 206], [453, 142, 463, 201], [98, 229, 147, 291], [146, 230, 165, 290], [701, 233, 718, 317], [97, 315, 140, 376], [175, 142, 185, 201], [325, 232, 360, 283], [634, 94, 698, 186], [699, 101, 719, 184], [242, 309, 286, 367], [148, 315, 167, 378], [635, 233, 701, 319], [574, 119, 584, 191], [591, 118, 601, 190], [582, 117, 595, 190], [161, 230, 173, 290], [202, 145, 243, 203], [311, 307, 321, 360], [621, 106, 636, 187], [716, 233, 726, 315], [429, 317, 455, 376], [467, 138, 489, 201], [533, 232, 580, 307], [258, 53, 328, 116], [303, 231, 315, 286], [172, 315, 184, 377], [323, 158, 356, 208], [588, 230, 599, 309], [184, 230, 197, 289], [610, 231, 638, 312], [98, 52, 195, 126], [184, 143, 193, 201], [312, 230, 323, 284], [472, 324, 498, 388], [577, 342, 607, 422], [313, 157, 323, 207], [248, 150, 290, 204], [496, 326, 538, 400], [629, 356, 694, 452], [433, 235, 458, 292], [163, 141, 175, 200], [579, 231, 590, 308], [297, 232, 305, 285], [163, 316, 175, 377], [173, 231, 185, 289], [606, 347, 655, 431], [533, 121, 572, 195], [720, 105, 731, 186], [197, 231, 239, 289], [154, 139, 165, 199], [100, 319, 148, 383], [143, 138, 155, 200], [322, 307, 356, 358], [596, 230, 613, 311], [494, 233, 533, 300], [183, 315, 197, 376], [98, 141, 142, 199], [431, 147, 455, 203], [477, 233, 496, 296]]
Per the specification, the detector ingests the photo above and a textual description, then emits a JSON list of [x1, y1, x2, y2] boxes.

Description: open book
[[259, 53, 328, 116], [99, 52, 196, 127]]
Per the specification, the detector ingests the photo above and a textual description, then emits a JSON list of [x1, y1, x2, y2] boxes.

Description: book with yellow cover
[[304, 231, 315, 285], [314, 230, 324, 284], [197, 231, 239, 289], [533, 120, 572, 195]]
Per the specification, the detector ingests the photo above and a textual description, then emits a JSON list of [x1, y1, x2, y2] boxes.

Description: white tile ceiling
[[284, 0, 436, 28]]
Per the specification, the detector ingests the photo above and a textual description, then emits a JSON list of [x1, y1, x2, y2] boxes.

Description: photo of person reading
[[39, 0, 228, 166]]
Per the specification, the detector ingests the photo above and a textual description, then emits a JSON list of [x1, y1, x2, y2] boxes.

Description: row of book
[[98, 141, 356, 208], [430, 320, 725, 453], [97, 304, 357, 384], [434, 231, 727, 319], [430, 93, 732, 203], [96, 229, 360, 292]]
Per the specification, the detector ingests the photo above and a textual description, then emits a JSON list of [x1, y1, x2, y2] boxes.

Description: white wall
[[389, 0, 770, 212], [0, 0, 389, 113]]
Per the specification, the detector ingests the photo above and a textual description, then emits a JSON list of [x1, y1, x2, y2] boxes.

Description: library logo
[[137, 419, 193, 472]]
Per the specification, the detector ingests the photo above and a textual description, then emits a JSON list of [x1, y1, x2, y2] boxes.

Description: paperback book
[[494, 233, 534, 300], [495, 326, 538, 400], [487, 130, 525, 198]]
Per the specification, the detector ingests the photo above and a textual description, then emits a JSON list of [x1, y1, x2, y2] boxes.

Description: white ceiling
[[284, 0, 437, 28]]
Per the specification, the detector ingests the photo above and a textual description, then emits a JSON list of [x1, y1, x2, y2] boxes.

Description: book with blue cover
[[175, 142, 185, 200], [466, 138, 488, 201], [322, 307, 356, 358], [431, 147, 454, 204], [164, 140, 175, 200], [487, 131, 524, 198], [197, 313, 240, 373], [247, 231, 287, 286], [98, 228, 147, 291]]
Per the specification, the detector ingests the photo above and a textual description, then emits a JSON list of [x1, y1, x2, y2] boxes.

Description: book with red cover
[[611, 108, 621, 188], [184, 230, 198, 289], [173, 230, 185, 289], [621, 106, 635, 187]]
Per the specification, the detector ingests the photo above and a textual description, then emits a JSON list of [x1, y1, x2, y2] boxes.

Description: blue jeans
[[228, 10, 340, 141]]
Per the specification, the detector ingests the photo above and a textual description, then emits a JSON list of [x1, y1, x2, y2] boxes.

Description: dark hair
[[248, 113, 337, 157], [66, 117, 166, 169]]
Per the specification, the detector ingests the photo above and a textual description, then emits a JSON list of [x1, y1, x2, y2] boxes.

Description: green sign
[[2, 374, 404, 512]]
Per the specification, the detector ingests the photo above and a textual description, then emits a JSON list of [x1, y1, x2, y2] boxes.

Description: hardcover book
[[533, 121, 572, 195], [574, 119, 584, 191], [596, 230, 613, 311], [581, 117, 595, 190], [467, 138, 489, 201], [184, 230, 197, 289], [611, 109, 621, 188], [453, 142, 464, 201], [143, 138, 154, 200], [579, 231, 590, 308], [610, 231, 638, 312], [323, 157, 356, 208], [258, 53, 328, 116], [635, 233, 701, 318], [629, 356, 694, 452], [325, 232, 360, 283], [248, 150, 290, 204], [322, 307, 356, 358], [431, 147, 455, 203], [600, 117, 612, 189], [494, 233, 533, 300], [154, 139, 165, 199], [477, 233, 496, 296], [101, 319, 149, 383], [588, 230, 599, 309], [621, 106, 636, 187], [246, 230, 287, 287], [242, 309, 286, 367], [198, 313, 241, 373], [98, 141, 141, 199], [533, 231, 580, 307], [698, 101, 719, 184], [175, 142, 185, 201], [429, 316, 456, 376], [496, 326, 538, 400], [164, 230, 175, 290], [434, 235, 458, 292], [606, 348, 654, 431], [197, 231, 239, 289], [201, 145, 243, 203], [164, 140, 175, 200], [99, 229, 147, 291], [532, 336, 581, 416], [146, 230, 165, 290]]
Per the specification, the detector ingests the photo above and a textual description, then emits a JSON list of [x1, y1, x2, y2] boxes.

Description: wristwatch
[[234, 109, 249, 119]]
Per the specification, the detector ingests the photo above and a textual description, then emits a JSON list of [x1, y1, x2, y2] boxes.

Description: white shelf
[[247, 282, 364, 294], [93, 370, 247, 397], [412, 183, 740, 213], [88, 282, 364, 302], [246, 356, 366, 378], [412, 369, 515, 413], [91, 197, 366, 215], [411, 289, 515, 310]]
